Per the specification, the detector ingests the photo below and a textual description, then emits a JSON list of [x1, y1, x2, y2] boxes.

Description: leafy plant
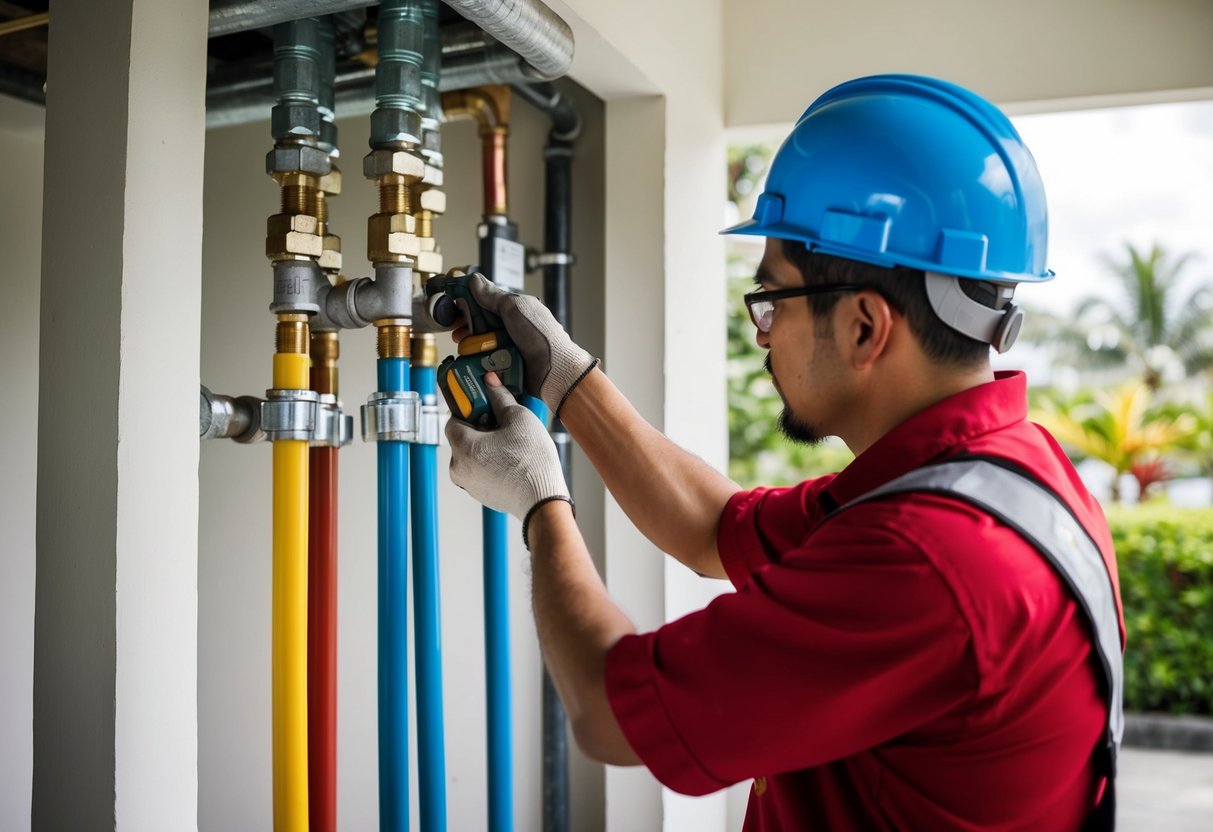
[[1109, 505, 1213, 715], [1031, 381, 1197, 501]]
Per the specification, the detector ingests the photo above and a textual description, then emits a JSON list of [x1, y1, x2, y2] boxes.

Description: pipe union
[[369, 107, 423, 147], [272, 103, 321, 139], [266, 144, 332, 176]]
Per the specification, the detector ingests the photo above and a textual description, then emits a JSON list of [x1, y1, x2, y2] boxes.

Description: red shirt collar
[[823, 371, 1029, 507]]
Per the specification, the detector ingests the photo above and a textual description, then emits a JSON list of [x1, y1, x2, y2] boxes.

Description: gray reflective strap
[[836, 459, 1124, 757]]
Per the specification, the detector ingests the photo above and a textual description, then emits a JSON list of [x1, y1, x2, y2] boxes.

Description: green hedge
[[1108, 505, 1213, 716]]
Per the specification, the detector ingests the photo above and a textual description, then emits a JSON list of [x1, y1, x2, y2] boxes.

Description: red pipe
[[308, 444, 338, 830]]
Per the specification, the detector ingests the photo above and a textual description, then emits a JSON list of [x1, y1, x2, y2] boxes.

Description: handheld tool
[[427, 273, 529, 428]]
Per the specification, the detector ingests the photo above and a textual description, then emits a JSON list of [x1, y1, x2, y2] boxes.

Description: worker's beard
[[765, 354, 825, 446]]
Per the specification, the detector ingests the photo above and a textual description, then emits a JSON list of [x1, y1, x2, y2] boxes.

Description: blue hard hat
[[722, 74, 1053, 283]]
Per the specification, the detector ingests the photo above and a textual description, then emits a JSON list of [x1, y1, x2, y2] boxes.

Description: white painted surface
[[31, 0, 205, 828], [722, 0, 1213, 128], [114, 2, 208, 829]]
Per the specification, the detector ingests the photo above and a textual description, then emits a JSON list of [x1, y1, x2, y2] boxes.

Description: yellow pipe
[[273, 350, 311, 831]]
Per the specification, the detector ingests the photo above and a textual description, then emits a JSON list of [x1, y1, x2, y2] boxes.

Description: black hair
[[780, 239, 991, 367]]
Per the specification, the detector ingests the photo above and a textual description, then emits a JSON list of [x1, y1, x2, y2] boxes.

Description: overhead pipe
[[209, 0, 573, 78], [209, 0, 378, 38], [206, 27, 555, 129]]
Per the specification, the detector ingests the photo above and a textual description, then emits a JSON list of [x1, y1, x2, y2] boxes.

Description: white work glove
[[463, 274, 598, 415], [446, 376, 572, 545]]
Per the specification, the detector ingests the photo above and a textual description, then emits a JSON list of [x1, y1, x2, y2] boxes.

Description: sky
[[1011, 100, 1213, 314]]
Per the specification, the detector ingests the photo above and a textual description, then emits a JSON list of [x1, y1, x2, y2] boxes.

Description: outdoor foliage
[[1030, 381, 1198, 501], [1021, 242, 1213, 389], [1110, 505, 1213, 716]]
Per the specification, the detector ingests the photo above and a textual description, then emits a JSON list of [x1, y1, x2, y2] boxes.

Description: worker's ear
[[844, 290, 894, 369]]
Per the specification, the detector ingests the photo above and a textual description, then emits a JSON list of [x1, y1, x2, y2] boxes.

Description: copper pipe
[[442, 86, 512, 217], [0, 11, 48, 38]]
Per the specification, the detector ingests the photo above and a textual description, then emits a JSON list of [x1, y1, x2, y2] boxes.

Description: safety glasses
[[743, 284, 861, 332]]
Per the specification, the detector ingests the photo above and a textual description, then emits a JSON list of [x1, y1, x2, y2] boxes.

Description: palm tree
[[1032, 381, 1198, 502], [1035, 243, 1213, 390]]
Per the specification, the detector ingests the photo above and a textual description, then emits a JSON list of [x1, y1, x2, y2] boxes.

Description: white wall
[[723, 0, 1213, 127], [0, 94, 44, 832], [198, 78, 605, 831]]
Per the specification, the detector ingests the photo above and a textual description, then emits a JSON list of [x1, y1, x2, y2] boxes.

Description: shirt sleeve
[[717, 476, 835, 589], [606, 510, 978, 797]]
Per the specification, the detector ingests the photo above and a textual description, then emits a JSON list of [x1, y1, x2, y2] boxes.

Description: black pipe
[[514, 78, 581, 832]]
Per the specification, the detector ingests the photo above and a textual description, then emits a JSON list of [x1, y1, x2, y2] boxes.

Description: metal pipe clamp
[[362, 391, 422, 442], [262, 388, 320, 441]]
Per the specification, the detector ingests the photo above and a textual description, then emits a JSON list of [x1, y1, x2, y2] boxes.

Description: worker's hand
[[463, 274, 597, 415], [446, 374, 571, 527]]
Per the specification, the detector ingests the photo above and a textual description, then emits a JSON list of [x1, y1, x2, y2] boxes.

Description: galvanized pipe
[[208, 1, 572, 79], [209, 0, 376, 38], [441, 0, 572, 79]]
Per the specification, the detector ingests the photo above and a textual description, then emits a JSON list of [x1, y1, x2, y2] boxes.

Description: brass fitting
[[365, 153, 426, 263], [411, 332, 438, 368], [310, 330, 340, 395], [276, 313, 311, 354], [377, 320, 411, 359], [267, 169, 325, 263]]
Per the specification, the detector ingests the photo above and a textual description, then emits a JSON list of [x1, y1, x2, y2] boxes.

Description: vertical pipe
[[411, 355, 448, 832], [482, 506, 514, 832], [378, 354, 411, 832], [273, 349, 312, 832], [309, 329, 340, 832]]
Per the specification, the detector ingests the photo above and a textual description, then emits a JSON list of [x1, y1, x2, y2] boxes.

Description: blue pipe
[[411, 365, 447, 832], [482, 505, 513, 832], [378, 356, 410, 832], [483, 395, 547, 832]]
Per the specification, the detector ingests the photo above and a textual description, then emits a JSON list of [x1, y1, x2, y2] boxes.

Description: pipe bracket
[[311, 393, 354, 447], [362, 390, 422, 442], [262, 388, 320, 441], [417, 399, 442, 446]]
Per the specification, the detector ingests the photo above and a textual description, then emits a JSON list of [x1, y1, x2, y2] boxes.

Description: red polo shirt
[[605, 371, 1122, 831]]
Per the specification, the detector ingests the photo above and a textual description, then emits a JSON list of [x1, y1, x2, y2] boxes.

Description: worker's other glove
[[465, 273, 598, 415], [446, 376, 572, 542]]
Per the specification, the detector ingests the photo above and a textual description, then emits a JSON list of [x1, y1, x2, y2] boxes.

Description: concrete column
[[601, 93, 667, 832], [32, 0, 207, 829]]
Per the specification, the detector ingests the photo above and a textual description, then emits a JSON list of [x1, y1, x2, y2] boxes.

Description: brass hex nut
[[271, 103, 321, 140], [267, 213, 321, 236], [266, 212, 323, 259], [318, 167, 342, 196], [266, 232, 324, 260], [368, 213, 421, 260], [418, 236, 438, 252], [421, 164, 444, 187], [266, 144, 331, 176], [363, 148, 426, 180], [370, 105, 422, 146], [415, 250, 443, 275], [419, 188, 446, 214], [319, 234, 343, 272]]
